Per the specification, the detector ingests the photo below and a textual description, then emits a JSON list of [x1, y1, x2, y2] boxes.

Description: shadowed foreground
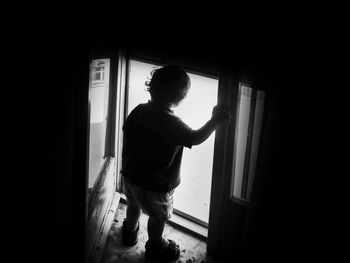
[[101, 202, 218, 263]]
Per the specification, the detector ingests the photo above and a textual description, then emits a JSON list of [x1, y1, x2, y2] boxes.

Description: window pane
[[93, 72, 101, 81], [231, 84, 265, 202], [232, 84, 251, 199], [88, 59, 110, 189], [127, 59, 218, 224], [92, 61, 105, 81]]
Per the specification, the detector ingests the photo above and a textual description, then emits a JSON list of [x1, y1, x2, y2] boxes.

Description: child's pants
[[122, 176, 175, 223]]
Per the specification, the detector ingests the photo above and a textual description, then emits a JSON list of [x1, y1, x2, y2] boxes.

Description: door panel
[[88, 59, 111, 190], [207, 73, 266, 259]]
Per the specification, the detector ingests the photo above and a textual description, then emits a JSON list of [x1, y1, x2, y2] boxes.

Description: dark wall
[[14, 44, 90, 263], [240, 62, 290, 262]]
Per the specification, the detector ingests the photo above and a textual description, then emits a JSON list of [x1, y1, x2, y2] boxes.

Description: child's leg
[[126, 198, 141, 232], [139, 189, 180, 260], [146, 189, 175, 248], [122, 176, 141, 232], [145, 215, 180, 261], [147, 216, 168, 247]]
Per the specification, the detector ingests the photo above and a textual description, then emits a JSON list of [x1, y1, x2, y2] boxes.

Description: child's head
[[145, 65, 191, 107]]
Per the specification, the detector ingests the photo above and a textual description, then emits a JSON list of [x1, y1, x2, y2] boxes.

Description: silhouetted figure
[[120, 65, 230, 261]]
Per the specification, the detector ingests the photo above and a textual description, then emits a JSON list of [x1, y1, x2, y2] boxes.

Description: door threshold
[[168, 212, 208, 240]]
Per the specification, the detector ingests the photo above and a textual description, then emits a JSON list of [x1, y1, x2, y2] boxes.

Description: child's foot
[[145, 238, 180, 261], [122, 219, 139, 246]]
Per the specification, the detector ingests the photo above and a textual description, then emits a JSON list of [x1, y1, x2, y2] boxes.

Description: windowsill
[[119, 193, 208, 241], [168, 211, 208, 240]]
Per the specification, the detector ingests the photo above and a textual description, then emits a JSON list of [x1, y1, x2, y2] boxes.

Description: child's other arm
[[191, 106, 231, 145]]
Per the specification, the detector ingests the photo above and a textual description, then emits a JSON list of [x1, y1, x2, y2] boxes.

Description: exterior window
[[91, 60, 106, 82], [231, 83, 265, 202], [126, 59, 218, 225]]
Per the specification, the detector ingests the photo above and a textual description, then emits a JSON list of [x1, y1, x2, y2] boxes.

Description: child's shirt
[[121, 102, 193, 192]]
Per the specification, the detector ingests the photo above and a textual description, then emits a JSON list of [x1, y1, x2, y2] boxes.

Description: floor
[[101, 202, 218, 263]]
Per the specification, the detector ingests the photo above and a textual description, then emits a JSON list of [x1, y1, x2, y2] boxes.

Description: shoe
[[122, 219, 139, 246], [145, 239, 180, 262]]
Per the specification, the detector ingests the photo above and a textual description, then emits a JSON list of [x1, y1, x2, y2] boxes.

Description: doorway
[[125, 59, 218, 225]]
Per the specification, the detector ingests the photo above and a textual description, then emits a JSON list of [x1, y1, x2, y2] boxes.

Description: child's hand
[[211, 106, 231, 124]]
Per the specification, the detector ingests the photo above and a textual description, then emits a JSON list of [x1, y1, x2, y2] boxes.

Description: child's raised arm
[[191, 106, 231, 146]]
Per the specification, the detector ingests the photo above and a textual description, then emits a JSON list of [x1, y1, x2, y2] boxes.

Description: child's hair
[[145, 65, 191, 106]]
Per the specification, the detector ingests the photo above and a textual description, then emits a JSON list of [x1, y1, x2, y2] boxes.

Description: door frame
[[84, 47, 265, 259]]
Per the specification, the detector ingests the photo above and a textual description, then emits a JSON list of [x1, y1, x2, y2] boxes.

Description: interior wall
[[18, 45, 90, 263]]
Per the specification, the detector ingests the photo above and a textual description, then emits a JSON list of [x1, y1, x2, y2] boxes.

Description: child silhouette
[[121, 65, 230, 261]]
